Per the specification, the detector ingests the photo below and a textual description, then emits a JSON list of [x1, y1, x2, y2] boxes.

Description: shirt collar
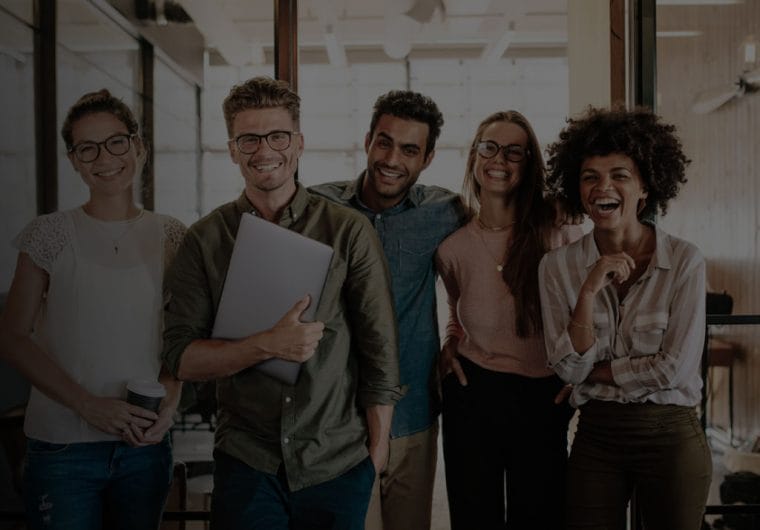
[[234, 183, 310, 226], [583, 222, 672, 272], [345, 171, 421, 212]]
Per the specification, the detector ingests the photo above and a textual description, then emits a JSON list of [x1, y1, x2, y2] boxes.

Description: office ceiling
[[20, 0, 750, 69]]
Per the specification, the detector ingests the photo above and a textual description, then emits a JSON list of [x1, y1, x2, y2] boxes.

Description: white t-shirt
[[14, 207, 185, 443]]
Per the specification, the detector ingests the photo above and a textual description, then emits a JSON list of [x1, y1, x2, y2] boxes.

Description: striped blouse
[[538, 224, 706, 408]]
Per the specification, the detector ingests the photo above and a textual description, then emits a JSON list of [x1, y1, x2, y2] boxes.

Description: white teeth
[[594, 198, 620, 206], [95, 168, 122, 177], [486, 170, 507, 179], [254, 162, 282, 172], [379, 168, 402, 178]]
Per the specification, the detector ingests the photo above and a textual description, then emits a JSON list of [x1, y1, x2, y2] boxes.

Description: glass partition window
[[153, 57, 201, 225], [655, 1, 760, 520], [56, 0, 141, 211], [0, 0, 32, 26], [0, 8, 35, 292]]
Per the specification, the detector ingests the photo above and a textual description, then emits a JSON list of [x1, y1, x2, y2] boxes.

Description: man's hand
[[366, 404, 393, 475], [369, 437, 390, 475], [261, 295, 325, 362]]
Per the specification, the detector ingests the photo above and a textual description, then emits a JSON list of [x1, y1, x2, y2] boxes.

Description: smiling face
[[580, 153, 649, 232], [68, 112, 141, 199], [228, 107, 303, 200], [474, 121, 528, 199], [361, 114, 433, 211]]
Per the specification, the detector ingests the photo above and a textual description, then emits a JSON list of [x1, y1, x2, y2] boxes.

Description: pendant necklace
[[475, 215, 514, 273], [86, 209, 143, 255]]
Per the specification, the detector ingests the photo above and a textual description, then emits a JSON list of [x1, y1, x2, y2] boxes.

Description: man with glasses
[[311, 90, 466, 530], [162, 76, 402, 530]]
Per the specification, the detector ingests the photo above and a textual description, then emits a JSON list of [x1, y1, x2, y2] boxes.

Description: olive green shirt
[[163, 185, 402, 490]]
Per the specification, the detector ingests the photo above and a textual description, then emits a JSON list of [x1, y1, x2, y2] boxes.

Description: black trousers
[[441, 357, 573, 530]]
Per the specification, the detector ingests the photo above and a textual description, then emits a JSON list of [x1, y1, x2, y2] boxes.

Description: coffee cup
[[126, 380, 166, 413]]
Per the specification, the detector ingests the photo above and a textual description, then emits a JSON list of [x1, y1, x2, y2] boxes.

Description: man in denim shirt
[[311, 91, 466, 530]]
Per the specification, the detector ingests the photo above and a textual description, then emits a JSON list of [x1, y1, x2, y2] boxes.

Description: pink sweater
[[436, 218, 583, 377]]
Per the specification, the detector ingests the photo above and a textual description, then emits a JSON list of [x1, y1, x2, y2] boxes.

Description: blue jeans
[[23, 437, 173, 530], [210, 450, 376, 530]]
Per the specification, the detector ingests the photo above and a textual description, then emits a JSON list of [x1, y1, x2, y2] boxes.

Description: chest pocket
[[399, 239, 437, 277], [631, 313, 668, 355], [592, 312, 613, 354]]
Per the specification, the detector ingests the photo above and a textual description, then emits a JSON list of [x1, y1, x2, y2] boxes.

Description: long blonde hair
[[463, 110, 557, 337]]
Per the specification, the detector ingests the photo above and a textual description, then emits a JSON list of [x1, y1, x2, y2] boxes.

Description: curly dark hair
[[368, 90, 443, 156], [545, 106, 690, 220], [61, 89, 139, 150]]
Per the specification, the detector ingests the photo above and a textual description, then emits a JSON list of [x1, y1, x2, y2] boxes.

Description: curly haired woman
[[539, 106, 711, 530]]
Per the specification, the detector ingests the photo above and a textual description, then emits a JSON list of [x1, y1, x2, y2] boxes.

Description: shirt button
[[285, 396, 292, 404], [283, 437, 290, 444], [375, 214, 381, 220]]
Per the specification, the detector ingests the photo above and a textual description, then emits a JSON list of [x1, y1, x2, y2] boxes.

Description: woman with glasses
[[540, 106, 711, 530], [435, 110, 581, 529], [0, 89, 185, 529]]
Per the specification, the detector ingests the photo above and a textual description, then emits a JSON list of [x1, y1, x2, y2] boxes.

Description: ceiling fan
[[690, 66, 760, 114]]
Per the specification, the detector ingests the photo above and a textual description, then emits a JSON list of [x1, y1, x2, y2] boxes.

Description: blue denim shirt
[[311, 175, 466, 437]]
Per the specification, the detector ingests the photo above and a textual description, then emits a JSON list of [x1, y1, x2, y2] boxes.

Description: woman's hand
[[553, 384, 573, 404], [77, 395, 157, 439], [121, 404, 176, 448], [140, 406, 175, 445], [439, 339, 467, 386], [583, 252, 636, 294]]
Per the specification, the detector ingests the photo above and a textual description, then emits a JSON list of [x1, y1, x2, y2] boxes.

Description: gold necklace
[[477, 215, 516, 232], [475, 221, 509, 272]]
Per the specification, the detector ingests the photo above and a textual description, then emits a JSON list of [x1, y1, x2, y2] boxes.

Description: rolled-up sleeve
[[162, 230, 214, 378], [343, 216, 403, 408], [539, 253, 601, 384]]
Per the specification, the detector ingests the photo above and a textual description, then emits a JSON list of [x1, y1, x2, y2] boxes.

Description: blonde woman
[[436, 110, 580, 529]]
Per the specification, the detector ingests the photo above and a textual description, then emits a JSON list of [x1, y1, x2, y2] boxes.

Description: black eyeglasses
[[476, 140, 529, 162], [69, 134, 136, 163], [231, 131, 298, 154]]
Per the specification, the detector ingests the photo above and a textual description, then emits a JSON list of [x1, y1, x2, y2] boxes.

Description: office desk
[[701, 314, 760, 445]]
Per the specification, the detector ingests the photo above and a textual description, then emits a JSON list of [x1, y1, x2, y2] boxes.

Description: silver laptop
[[212, 213, 334, 384]]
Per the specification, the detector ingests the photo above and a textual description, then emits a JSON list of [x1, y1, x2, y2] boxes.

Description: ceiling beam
[[177, 0, 264, 66]]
